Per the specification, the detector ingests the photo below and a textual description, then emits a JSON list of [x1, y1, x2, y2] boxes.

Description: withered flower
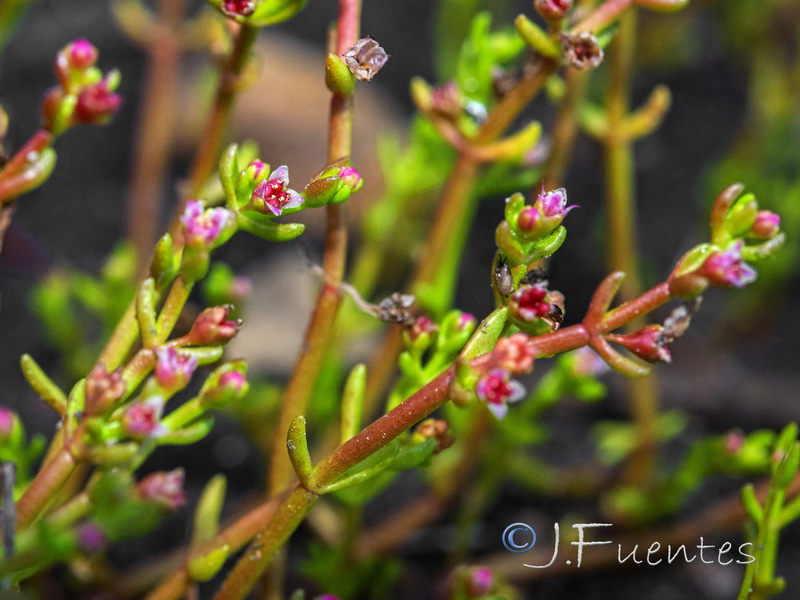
[[343, 36, 388, 82], [560, 31, 604, 70]]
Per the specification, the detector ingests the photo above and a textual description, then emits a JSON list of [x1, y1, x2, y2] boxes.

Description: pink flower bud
[[475, 369, 526, 419], [180, 200, 234, 248], [66, 39, 98, 71], [457, 312, 477, 331], [222, 0, 256, 16], [337, 166, 362, 191], [724, 430, 744, 455], [219, 370, 247, 391], [0, 406, 16, 441], [509, 284, 552, 322], [249, 166, 304, 216], [187, 305, 241, 345], [465, 566, 494, 597], [517, 206, 541, 232], [494, 333, 535, 374], [750, 210, 780, 239], [136, 469, 187, 512], [535, 0, 572, 21], [73, 75, 122, 125], [607, 324, 672, 364], [123, 397, 165, 438], [699, 241, 757, 288], [154, 346, 198, 393], [244, 160, 269, 182]]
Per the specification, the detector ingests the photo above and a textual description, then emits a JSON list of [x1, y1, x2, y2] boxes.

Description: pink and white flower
[[249, 166, 304, 216], [475, 368, 526, 419]]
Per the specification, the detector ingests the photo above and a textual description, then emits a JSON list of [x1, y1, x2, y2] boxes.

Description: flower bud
[[136, 469, 187, 512], [73, 73, 122, 125], [0, 406, 16, 442], [509, 284, 552, 322], [222, 0, 256, 16], [186, 305, 241, 346], [66, 39, 98, 71], [465, 566, 494, 597], [123, 397, 166, 438], [607, 324, 672, 364], [535, 0, 572, 22], [154, 346, 199, 394], [201, 368, 249, 408], [750, 210, 780, 239]]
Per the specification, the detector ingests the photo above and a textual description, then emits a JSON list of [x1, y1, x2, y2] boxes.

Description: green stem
[[266, 0, 361, 498], [167, 23, 259, 245], [601, 8, 659, 486]]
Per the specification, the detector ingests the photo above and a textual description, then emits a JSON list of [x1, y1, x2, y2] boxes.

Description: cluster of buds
[[42, 39, 122, 135], [669, 184, 783, 298], [496, 190, 575, 267]]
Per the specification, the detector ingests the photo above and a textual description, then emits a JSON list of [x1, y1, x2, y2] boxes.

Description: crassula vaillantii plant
[[0, 0, 797, 599]]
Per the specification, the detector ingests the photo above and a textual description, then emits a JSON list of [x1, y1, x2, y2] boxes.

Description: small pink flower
[[249, 166, 304, 216], [123, 397, 166, 438], [535, 187, 576, 219], [136, 469, 187, 512], [750, 210, 780, 239], [509, 284, 552, 322], [465, 566, 494, 597], [154, 346, 198, 393], [73, 75, 122, 125], [476, 369, 526, 419], [180, 200, 233, 248], [607, 324, 672, 364], [66, 39, 98, 71], [222, 0, 256, 16], [700, 241, 757, 288], [494, 333, 535, 374], [186, 305, 241, 345]]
